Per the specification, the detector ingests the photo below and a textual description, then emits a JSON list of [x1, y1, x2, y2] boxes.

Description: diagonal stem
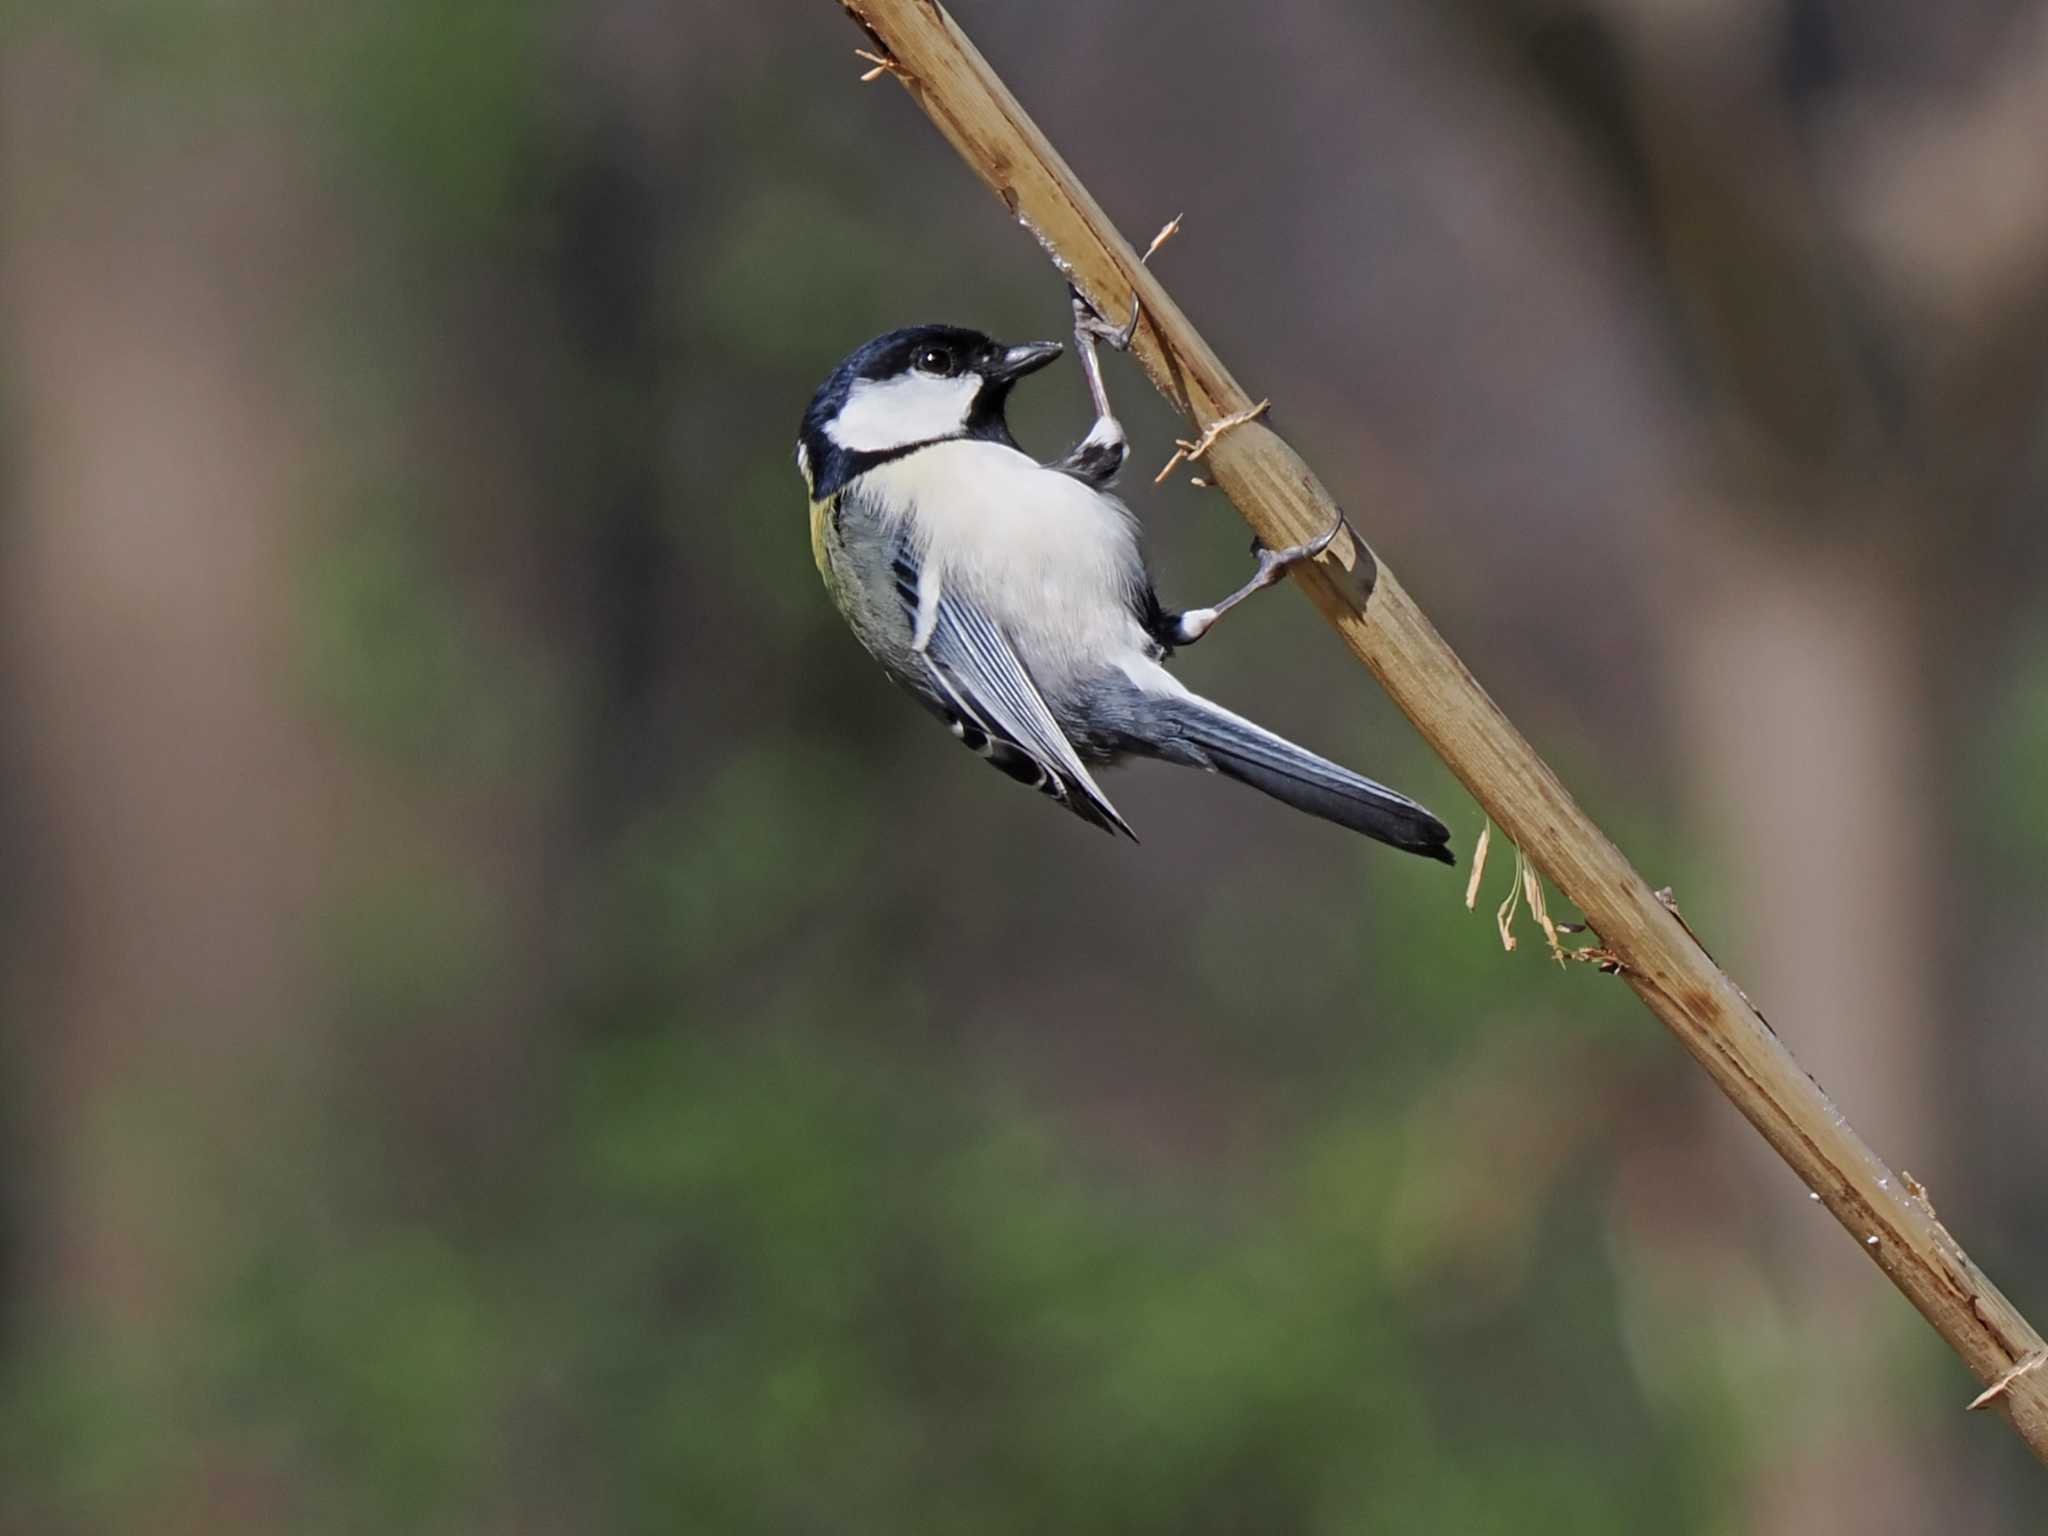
[[834, 0, 2048, 1465]]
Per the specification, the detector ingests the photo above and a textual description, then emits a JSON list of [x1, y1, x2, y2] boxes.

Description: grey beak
[[987, 340, 1063, 383]]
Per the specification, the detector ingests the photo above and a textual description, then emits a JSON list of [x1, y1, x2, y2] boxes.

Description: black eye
[[914, 347, 954, 377]]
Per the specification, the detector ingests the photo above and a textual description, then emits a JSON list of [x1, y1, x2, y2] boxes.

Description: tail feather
[[1147, 692, 1454, 863]]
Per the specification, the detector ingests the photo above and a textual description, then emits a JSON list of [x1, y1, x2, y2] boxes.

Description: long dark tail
[[1143, 691, 1455, 863]]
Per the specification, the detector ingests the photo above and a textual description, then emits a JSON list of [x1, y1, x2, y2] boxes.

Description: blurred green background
[[3, 1, 2047, 1531]]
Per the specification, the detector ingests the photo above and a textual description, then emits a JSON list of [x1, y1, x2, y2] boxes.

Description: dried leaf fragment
[[1465, 828, 1624, 970], [1495, 847, 1523, 952], [1522, 857, 1565, 966], [1465, 823, 1491, 911]]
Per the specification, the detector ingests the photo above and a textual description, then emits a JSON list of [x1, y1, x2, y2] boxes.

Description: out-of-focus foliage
[[3, 0, 2046, 1532]]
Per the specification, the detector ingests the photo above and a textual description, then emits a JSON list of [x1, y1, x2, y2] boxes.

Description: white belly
[[856, 439, 1154, 689]]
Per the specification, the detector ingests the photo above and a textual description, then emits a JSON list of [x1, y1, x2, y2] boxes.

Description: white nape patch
[[826, 372, 982, 453], [794, 440, 812, 491]]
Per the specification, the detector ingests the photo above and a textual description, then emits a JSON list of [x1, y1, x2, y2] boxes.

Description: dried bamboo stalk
[[835, 0, 2048, 1463]]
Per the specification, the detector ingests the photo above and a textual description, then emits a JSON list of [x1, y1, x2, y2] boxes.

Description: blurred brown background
[[3, 1, 2046, 1530]]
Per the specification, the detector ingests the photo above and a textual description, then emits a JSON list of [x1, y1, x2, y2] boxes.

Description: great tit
[[796, 290, 1454, 863]]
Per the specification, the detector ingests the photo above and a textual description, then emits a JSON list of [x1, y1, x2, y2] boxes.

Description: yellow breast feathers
[[809, 495, 839, 593]]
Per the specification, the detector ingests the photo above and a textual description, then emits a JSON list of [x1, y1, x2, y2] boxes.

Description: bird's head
[[796, 324, 1062, 498]]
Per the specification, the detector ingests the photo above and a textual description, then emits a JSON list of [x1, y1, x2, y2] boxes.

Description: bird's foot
[[1055, 283, 1137, 486], [1172, 510, 1345, 644], [1070, 283, 1140, 352]]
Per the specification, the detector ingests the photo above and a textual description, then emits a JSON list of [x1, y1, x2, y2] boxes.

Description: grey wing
[[892, 542, 1135, 839]]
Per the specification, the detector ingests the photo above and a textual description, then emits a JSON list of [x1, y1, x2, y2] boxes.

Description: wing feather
[[892, 542, 1134, 838]]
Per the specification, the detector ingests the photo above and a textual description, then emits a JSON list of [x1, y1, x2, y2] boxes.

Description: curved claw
[[1172, 513, 1346, 647], [1302, 510, 1345, 559], [1255, 511, 1346, 577], [1069, 283, 1141, 351], [1106, 292, 1141, 350]]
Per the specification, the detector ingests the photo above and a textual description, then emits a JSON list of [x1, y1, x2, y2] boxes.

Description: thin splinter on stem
[[1155, 398, 1270, 485], [1971, 1351, 2048, 1411], [854, 47, 912, 83], [1141, 214, 1183, 264]]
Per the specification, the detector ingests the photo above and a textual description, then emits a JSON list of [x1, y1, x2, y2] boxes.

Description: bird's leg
[[1053, 283, 1140, 487], [1169, 511, 1345, 644]]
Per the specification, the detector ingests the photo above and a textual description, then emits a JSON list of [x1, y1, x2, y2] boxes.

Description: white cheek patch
[[826, 372, 982, 453]]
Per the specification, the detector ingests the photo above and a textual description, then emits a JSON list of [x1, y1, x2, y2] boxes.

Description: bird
[[795, 288, 1454, 863]]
